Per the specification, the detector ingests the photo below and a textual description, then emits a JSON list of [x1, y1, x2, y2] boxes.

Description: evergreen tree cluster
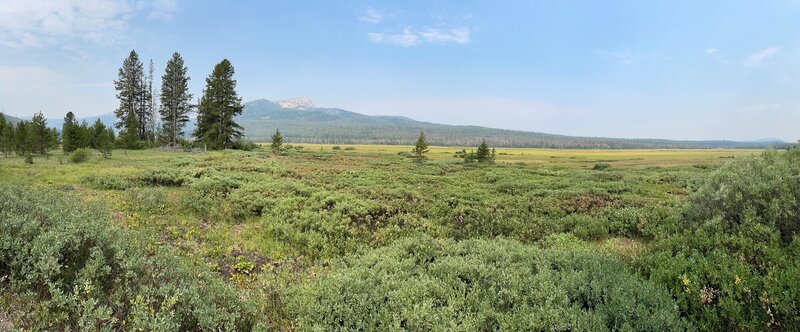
[[61, 112, 116, 158], [457, 139, 496, 163], [0, 112, 58, 158], [115, 50, 243, 150]]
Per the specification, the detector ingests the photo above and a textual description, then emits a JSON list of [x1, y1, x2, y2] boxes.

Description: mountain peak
[[277, 97, 315, 109]]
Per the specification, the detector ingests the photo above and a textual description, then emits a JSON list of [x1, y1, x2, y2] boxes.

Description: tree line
[[113, 50, 244, 150]]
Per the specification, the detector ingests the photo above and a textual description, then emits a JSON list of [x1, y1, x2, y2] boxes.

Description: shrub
[[640, 149, 800, 329], [684, 149, 800, 243], [593, 162, 611, 170], [23, 155, 33, 164], [0, 187, 258, 330], [68, 148, 92, 163], [331, 146, 341, 150], [81, 174, 134, 190], [290, 236, 688, 331]]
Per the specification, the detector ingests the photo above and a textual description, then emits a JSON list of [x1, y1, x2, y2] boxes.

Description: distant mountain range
[[2, 99, 790, 149]]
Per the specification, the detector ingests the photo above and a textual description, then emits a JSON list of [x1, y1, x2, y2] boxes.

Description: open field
[[1, 145, 797, 330], [292, 143, 762, 167]]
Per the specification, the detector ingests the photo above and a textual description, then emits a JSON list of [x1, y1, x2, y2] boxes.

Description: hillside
[[31, 98, 787, 149], [237, 98, 785, 149], [1, 113, 21, 125]]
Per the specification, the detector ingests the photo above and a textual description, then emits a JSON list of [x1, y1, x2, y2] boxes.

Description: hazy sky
[[0, 0, 798, 141]]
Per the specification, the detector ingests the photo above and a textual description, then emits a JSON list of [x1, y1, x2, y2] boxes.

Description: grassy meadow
[[1, 144, 798, 330]]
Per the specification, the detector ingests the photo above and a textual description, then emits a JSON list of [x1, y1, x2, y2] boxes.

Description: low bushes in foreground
[[290, 236, 688, 331], [0, 187, 260, 331]]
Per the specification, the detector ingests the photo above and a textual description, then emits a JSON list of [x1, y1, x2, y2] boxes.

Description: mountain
[[1, 113, 21, 125], [236, 98, 788, 149], [47, 113, 118, 131], [30, 98, 790, 149]]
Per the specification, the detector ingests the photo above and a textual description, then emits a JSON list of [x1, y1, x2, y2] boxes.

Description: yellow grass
[[287, 143, 764, 168]]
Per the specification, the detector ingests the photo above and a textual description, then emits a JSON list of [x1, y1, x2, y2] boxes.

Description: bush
[[640, 149, 800, 330], [231, 139, 259, 151], [291, 236, 687, 331], [0, 187, 259, 330], [81, 174, 134, 190], [684, 149, 800, 243], [331, 146, 341, 150], [68, 148, 92, 163], [593, 162, 611, 170]]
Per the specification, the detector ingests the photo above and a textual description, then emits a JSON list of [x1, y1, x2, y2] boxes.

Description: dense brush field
[[0, 145, 798, 330]]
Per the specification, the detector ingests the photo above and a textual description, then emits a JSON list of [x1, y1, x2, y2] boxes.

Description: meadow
[[0, 144, 797, 331]]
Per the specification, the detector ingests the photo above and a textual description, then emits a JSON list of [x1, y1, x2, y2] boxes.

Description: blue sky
[[0, 1, 798, 141]]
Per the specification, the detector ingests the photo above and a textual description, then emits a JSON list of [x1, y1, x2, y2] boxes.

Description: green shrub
[[593, 162, 611, 170], [331, 146, 341, 150], [137, 167, 194, 187], [0, 187, 258, 330], [68, 148, 92, 163], [290, 236, 688, 331], [640, 149, 800, 329], [81, 174, 134, 190], [684, 149, 800, 243]]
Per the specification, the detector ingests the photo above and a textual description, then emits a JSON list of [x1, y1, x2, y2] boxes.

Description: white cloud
[[746, 46, 781, 66], [704, 47, 729, 64], [368, 26, 470, 47], [358, 7, 383, 24], [420, 26, 470, 44], [595, 50, 635, 64], [0, 0, 180, 48], [147, 0, 179, 21], [368, 27, 420, 47]]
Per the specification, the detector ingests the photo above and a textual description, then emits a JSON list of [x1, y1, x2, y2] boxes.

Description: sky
[[0, 0, 798, 141]]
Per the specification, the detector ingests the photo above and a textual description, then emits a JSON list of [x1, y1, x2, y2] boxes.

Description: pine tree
[[62, 111, 80, 153], [146, 59, 157, 142], [475, 139, 492, 163], [13, 121, 28, 156], [119, 110, 139, 149], [114, 50, 147, 143], [91, 119, 114, 158], [0, 113, 6, 156], [1, 121, 14, 157], [28, 112, 50, 155], [270, 129, 283, 153], [194, 59, 244, 149], [412, 131, 429, 164], [160, 52, 193, 147]]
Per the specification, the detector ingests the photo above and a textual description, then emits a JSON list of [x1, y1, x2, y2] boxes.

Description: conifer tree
[[0, 113, 6, 156], [28, 112, 50, 155], [194, 59, 244, 149], [62, 111, 80, 153], [476, 139, 492, 163], [114, 50, 147, 143], [270, 129, 283, 153], [1, 121, 13, 157], [412, 131, 429, 164], [146, 58, 157, 142], [119, 110, 139, 149], [91, 119, 114, 158], [160, 52, 193, 147], [13, 121, 28, 156]]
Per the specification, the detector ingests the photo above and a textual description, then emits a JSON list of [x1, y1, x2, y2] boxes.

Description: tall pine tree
[[160, 52, 194, 147], [62, 111, 80, 153], [194, 59, 243, 149], [114, 50, 148, 145], [146, 59, 157, 142]]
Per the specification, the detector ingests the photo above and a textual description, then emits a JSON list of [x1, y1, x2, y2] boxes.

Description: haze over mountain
[[6, 97, 785, 149]]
